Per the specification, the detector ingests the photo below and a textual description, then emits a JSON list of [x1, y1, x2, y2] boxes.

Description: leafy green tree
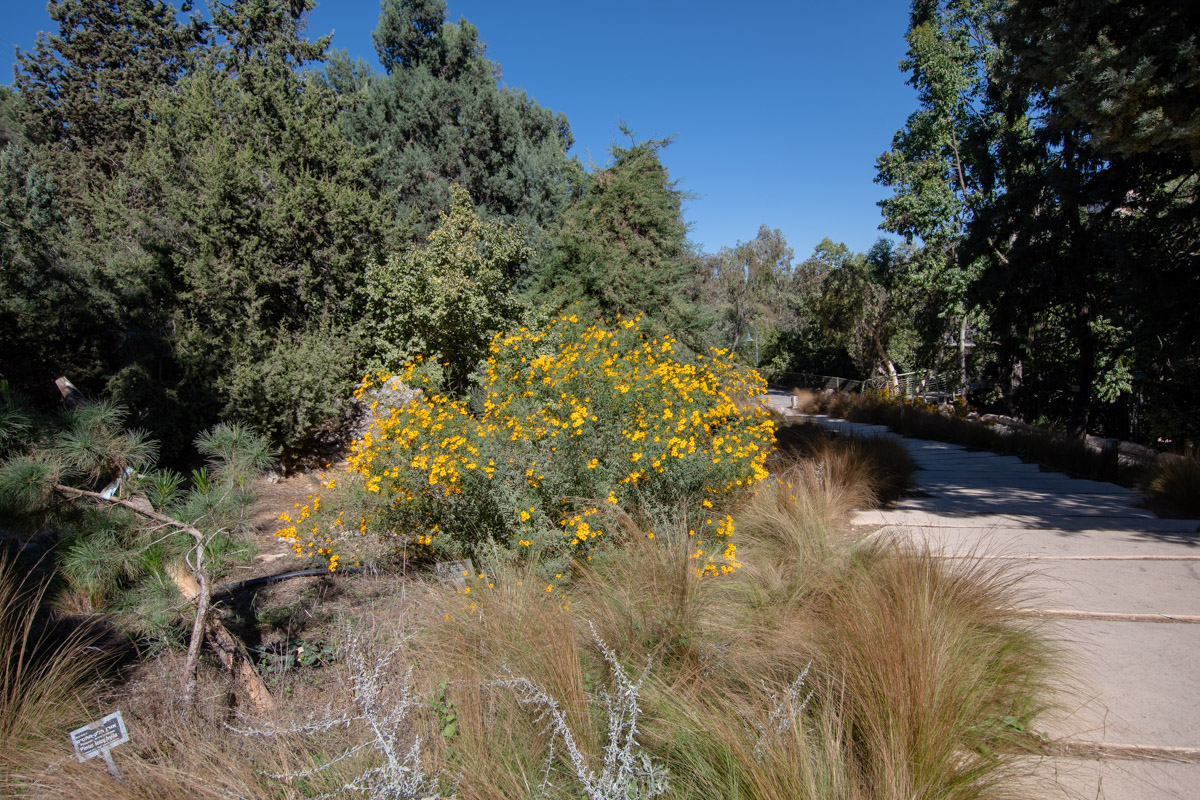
[[362, 186, 530, 391], [970, 0, 1200, 438], [347, 0, 581, 238], [815, 240, 920, 384], [698, 225, 793, 366], [535, 132, 697, 340], [875, 0, 1018, 393]]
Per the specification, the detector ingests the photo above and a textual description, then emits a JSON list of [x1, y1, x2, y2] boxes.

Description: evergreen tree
[[111, 2, 388, 460], [347, 0, 581, 238], [535, 132, 696, 339], [5, 0, 205, 415], [973, 0, 1200, 439], [13, 0, 205, 198], [0, 138, 107, 399]]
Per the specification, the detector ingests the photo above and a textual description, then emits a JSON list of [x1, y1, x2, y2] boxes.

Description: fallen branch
[[52, 483, 273, 713]]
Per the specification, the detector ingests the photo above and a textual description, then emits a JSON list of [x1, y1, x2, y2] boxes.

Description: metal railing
[[864, 371, 959, 400], [769, 372, 863, 393], [772, 370, 960, 402]]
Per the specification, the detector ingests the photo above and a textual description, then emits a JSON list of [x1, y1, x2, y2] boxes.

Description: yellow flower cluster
[[276, 314, 774, 578], [865, 385, 975, 420]]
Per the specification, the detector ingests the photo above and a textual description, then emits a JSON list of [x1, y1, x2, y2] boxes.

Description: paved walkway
[[762, 396, 1200, 799]]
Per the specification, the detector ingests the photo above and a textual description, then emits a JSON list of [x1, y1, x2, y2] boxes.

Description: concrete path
[[762, 396, 1200, 799]]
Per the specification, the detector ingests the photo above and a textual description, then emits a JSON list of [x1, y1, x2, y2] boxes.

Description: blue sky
[[2, 0, 917, 257]]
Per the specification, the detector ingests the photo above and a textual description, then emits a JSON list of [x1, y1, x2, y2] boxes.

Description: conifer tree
[[347, 0, 581, 238], [14, 0, 205, 197], [536, 132, 696, 340], [113, 0, 388, 460]]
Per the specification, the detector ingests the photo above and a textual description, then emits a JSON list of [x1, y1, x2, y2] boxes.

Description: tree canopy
[[535, 133, 696, 340]]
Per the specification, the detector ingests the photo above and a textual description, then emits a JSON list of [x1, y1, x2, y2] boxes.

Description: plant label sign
[[70, 711, 128, 778]]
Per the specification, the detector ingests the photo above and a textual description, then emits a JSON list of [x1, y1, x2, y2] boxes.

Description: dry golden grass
[[774, 420, 916, 505], [0, 555, 113, 793], [812, 538, 1056, 800], [7, 442, 1059, 799]]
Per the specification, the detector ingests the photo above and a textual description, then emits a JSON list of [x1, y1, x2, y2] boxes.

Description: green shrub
[[361, 186, 530, 392], [223, 327, 358, 468], [277, 315, 775, 580]]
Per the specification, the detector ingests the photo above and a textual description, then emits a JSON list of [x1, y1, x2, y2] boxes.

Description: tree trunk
[[1067, 301, 1095, 439], [170, 560, 275, 715], [53, 484, 274, 714], [182, 557, 209, 708], [958, 314, 969, 396]]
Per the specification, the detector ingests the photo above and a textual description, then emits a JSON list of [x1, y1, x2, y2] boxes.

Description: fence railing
[[768, 372, 863, 393], [864, 371, 959, 400], [772, 370, 959, 401]]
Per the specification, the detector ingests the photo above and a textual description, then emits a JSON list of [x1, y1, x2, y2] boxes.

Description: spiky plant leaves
[[52, 401, 157, 486], [59, 527, 127, 608], [0, 383, 33, 459], [195, 422, 278, 485], [137, 467, 186, 513], [0, 455, 63, 518]]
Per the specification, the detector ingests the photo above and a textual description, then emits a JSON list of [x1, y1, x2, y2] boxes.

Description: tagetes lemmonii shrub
[[276, 315, 774, 579]]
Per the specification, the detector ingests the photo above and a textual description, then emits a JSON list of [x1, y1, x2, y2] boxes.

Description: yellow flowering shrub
[[276, 314, 774, 578], [864, 384, 974, 420]]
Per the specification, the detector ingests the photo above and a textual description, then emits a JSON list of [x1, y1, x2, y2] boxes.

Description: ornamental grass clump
[[277, 314, 775, 579], [1143, 450, 1200, 516]]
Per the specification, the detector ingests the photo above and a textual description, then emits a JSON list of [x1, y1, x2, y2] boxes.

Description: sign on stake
[[70, 711, 129, 781]]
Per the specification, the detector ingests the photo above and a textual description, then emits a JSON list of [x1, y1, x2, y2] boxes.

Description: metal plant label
[[69, 711, 129, 779]]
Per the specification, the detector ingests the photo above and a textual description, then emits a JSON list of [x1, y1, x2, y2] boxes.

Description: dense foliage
[[345, 0, 582, 238], [2, 0, 1195, 460], [534, 133, 699, 342], [277, 315, 774, 579], [877, 0, 1200, 442]]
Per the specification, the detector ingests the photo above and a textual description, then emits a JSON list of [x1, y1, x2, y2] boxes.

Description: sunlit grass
[[9, 406, 1058, 799]]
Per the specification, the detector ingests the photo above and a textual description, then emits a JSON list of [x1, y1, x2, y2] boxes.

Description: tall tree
[[699, 225, 793, 365], [13, 0, 205, 197], [347, 0, 580, 238], [875, 0, 1018, 392], [87, 0, 389, 459], [535, 132, 696, 339], [5, 0, 204, 409], [372, 0, 445, 72], [972, 0, 1200, 438]]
